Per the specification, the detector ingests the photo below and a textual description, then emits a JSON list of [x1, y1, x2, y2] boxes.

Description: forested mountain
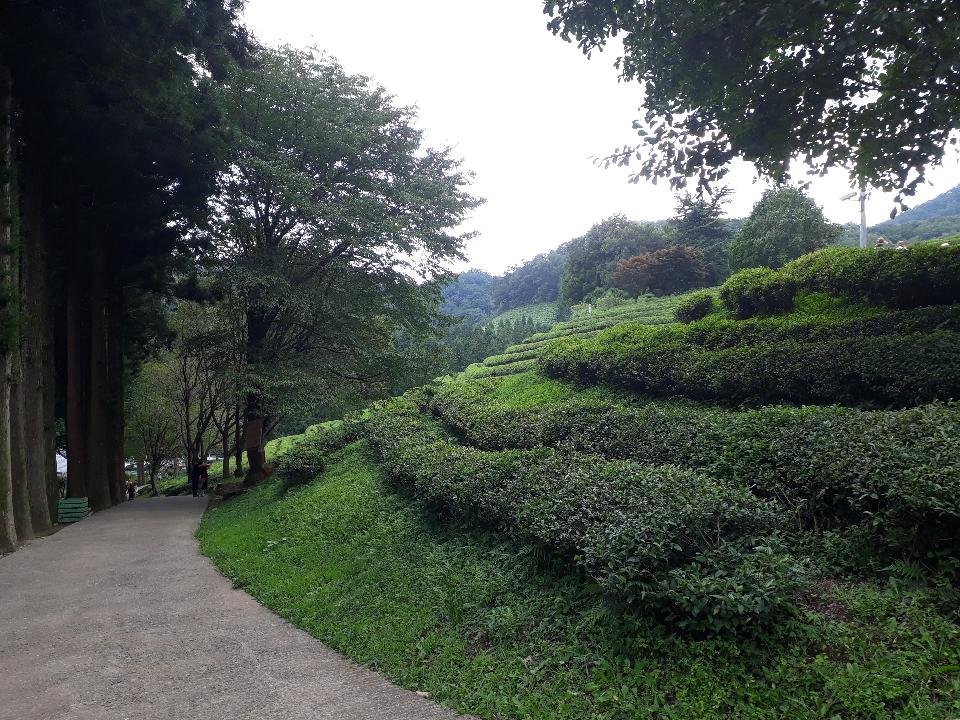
[[872, 184, 960, 243], [440, 269, 498, 322]]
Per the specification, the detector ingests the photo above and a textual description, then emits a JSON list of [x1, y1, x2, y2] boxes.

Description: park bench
[[57, 497, 90, 524]]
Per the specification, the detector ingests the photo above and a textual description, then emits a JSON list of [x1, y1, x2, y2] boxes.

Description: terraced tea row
[[470, 295, 684, 377]]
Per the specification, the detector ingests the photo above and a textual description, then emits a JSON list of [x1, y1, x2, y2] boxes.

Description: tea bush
[[365, 397, 797, 632], [719, 268, 797, 318], [721, 244, 960, 317], [275, 418, 364, 485], [674, 290, 717, 323], [539, 329, 960, 407], [429, 381, 960, 547]]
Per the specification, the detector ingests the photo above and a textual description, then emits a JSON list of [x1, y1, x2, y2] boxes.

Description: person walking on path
[[190, 458, 200, 498], [199, 459, 210, 496]]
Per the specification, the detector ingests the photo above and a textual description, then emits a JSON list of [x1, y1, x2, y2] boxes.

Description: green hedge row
[[594, 304, 960, 354], [482, 348, 540, 367], [428, 381, 960, 544], [720, 244, 960, 317], [674, 290, 717, 322], [539, 328, 960, 407], [366, 397, 799, 632], [275, 418, 364, 485], [466, 359, 539, 379], [516, 319, 664, 346]]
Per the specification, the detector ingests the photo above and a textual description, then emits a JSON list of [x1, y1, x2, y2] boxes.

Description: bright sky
[[245, 0, 960, 274]]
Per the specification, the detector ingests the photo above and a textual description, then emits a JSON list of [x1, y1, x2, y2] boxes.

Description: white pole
[[859, 186, 867, 248]]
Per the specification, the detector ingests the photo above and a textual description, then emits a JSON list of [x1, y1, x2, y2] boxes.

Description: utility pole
[[841, 185, 869, 247], [858, 186, 867, 248]]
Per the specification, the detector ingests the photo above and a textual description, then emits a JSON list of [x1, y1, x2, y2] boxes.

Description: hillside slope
[[872, 184, 960, 243], [200, 246, 960, 720]]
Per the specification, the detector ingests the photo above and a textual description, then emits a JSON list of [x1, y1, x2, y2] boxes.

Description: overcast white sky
[[245, 0, 960, 274]]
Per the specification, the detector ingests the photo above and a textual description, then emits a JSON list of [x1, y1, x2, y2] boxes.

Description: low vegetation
[[200, 245, 960, 719], [201, 443, 960, 719]]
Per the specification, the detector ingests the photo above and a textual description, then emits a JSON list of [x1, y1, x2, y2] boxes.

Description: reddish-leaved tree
[[612, 245, 710, 297]]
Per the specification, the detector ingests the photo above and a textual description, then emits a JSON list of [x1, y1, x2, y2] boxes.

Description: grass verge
[[198, 441, 960, 720]]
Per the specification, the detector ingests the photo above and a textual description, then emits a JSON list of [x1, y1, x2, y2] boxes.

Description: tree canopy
[[674, 189, 735, 283], [613, 245, 709, 296], [545, 1, 960, 202], [205, 46, 478, 480], [559, 216, 674, 305], [728, 187, 841, 271]]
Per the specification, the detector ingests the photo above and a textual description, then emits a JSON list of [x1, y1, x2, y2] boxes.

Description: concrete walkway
[[0, 497, 464, 720]]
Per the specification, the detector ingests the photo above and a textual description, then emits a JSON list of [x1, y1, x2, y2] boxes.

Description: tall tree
[[206, 47, 479, 484], [674, 189, 734, 283], [1, 0, 244, 513], [0, 62, 15, 550], [729, 187, 841, 270], [545, 1, 960, 203], [126, 363, 180, 497]]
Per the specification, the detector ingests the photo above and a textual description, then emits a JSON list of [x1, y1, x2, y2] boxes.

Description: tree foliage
[[728, 187, 841, 271], [205, 46, 478, 479], [125, 362, 180, 495], [545, 1, 960, 201], [613, 245, 710, 297], [441, 269, 498, 322], [494, 246, 570, 312], [674, 189, 735, 283], [560, 216, 674, 305]]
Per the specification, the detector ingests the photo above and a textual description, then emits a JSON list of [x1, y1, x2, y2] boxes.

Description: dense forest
[[0, 2, 478, 539]]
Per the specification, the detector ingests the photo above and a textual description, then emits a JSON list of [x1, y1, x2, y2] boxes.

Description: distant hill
[[871, 184, 960, 243], [442, 244, 570, 324]]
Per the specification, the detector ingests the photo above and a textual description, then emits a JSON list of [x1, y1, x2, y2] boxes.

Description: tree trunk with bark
[[65, 240, 90, 501], [0, 63, 17, 551], [221, 430, 230, 479], [233, 402, 243, 475], [85, 237, 112, 511], [41, 228, 58, 521], [20, 161, 52, 532], [106, 277, 124, 504], [10, 316, 34, 541]]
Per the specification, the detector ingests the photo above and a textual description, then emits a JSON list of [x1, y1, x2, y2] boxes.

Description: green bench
[[57, 497, 90, 524]]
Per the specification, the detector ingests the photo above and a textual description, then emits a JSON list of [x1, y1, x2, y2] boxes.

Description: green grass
[[199, 442, 960, 720], [470, 370, 626, 409]]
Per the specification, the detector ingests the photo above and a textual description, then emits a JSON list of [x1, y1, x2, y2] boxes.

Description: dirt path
[[0, 497, 464, 720]]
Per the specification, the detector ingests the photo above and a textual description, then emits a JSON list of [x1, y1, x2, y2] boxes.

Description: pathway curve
[[0, 497, 465, 720]]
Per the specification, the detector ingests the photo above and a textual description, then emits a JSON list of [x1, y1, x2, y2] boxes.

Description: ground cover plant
[[200, 245, 960, 718], [199, 442, 960, 720]]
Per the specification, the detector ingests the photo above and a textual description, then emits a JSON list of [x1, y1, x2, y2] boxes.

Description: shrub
[[429, 381, 960, 548], [674, 290, 717, 322], [366, 397, 794, 631], [722, 245, 960, 317], [539, 325, 960, 408], [275, 418, 364, 485], [719, 267, 797, 318], [275, 435, 327, 486]]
